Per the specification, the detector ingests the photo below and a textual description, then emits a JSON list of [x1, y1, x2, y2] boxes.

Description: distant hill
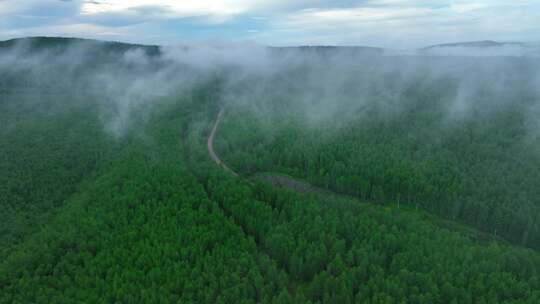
[[1, 37, 384, 58], [0, 36, 161, 57], [419, 40, 539, 57], [2, 36, 538, 59], [272, 45, 384, 55], [422, 40, 525, 50]]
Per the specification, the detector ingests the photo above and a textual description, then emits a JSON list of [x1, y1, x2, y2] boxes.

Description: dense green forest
[[2, 37, 540, 303], [216, 58, 540, 250], [0, 92, 123, 260]]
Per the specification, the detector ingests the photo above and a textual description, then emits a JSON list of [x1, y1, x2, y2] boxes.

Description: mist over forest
[[2, 36, 540, 303], [2, 37, 540, 135]]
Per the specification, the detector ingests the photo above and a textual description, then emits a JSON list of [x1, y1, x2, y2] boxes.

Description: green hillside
[[1, 37, 540, 303]]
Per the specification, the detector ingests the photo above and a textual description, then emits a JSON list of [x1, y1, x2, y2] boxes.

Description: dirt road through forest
[[207, 108, 239, 177], [207, 108, 331, 193], [205, 107, 512, 247]]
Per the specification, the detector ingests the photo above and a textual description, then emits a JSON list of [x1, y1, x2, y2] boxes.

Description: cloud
[[264, 0, 540, 48], [80, 1, 251, 20], [0, 0, 82, 18], [283, 7, 432, 25], [0, 0, 539, 47]]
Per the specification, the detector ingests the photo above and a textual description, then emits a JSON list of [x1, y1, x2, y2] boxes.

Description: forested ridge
[[0, 92, 124, 260], [2, 37, 540, 303], [216, 63, 540, 250]]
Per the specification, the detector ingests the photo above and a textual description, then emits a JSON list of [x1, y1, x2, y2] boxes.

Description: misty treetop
[[216, 57, 540, 250], [2, 37, 540, 303]]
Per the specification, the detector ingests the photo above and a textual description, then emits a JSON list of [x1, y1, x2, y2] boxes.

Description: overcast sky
[[1, 0, 539, 48]]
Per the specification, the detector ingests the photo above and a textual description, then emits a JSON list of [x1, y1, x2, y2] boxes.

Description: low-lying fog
[[1, 38, 539, 136]]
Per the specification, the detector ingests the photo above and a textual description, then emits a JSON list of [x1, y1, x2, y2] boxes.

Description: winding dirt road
[[207, 108, 327, 193], [207, 108, 239, 177], [206, 107, 514, 248]]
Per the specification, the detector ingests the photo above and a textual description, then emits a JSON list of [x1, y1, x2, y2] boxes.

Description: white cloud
[[264, 0, 540, 47], [449, 3, 488, 14], [81, 0, 248, 17], [0, 0, 539, 47], [285, 7, 432, 25]]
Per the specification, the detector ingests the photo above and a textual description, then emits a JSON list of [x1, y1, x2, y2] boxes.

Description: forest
[[1, 37, 540, 303], [216, 56, 540, 250]]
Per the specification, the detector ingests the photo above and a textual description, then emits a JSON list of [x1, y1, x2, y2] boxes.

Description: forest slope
[[2, 37, 540, 303], [215, 56, 540, 250]]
